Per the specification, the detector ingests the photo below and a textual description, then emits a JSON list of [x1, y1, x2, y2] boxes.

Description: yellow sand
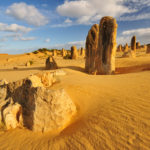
[[0, 52, 150, 150]]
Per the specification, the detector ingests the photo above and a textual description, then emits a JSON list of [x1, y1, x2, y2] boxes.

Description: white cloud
[[13, 37, 36, 41], [45, 38, 50, 43], [57, 0, 133, 24], [122, 28, 150, 36], [117, 27, 150, 45], [0, 23, 32, 33], [6, 2, 48, 26], [64, 18, 72, 24], [119, 13, 150, 21]]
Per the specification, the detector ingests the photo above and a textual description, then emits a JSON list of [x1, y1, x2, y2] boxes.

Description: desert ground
[[0, 50, 150, 150]]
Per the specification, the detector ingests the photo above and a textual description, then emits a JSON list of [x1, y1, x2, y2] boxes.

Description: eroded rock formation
[[0, 72, 76, 132], [97, 16, 118, 74], [147, 44, 150, 53], [46, 56, 58, 70], [117, 45, 122, 52], [85, 24, 99, 74], [62, 48, 66, 57], [53, 50, 57, 57], [81, 47, 85, 57], [131, 36, 136, 52], [136, 42, 140, 49], [71, 46, 78, 59], [124, 43, 128, 52]]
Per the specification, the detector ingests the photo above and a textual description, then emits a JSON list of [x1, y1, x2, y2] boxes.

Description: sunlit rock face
[[71, 46, 78, 59], [85, 24, 99, 74], [97, 16, 118, 75], [0, 72, 76, 132]]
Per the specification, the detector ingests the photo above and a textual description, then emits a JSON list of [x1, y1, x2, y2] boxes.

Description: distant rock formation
[[53, 50, 57, 57], [124, 43, 128, 52], [71, 46, 78, 59], [62, 48, 66, 57], [46, 56, 58, 70], [131, 36, 136, 52], [146, 44, 150, 53], [117, 45, 122, 52], [0, 72, 76, 132], [97, 16, 118, 75], [136, 42, 140, 49], [81, 47, 85, 57], [85, 24, 99, 74]]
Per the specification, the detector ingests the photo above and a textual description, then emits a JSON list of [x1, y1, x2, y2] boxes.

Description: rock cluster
[[0, 72, 76, 132]]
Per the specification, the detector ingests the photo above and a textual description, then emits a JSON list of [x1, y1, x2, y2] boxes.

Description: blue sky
[[0, 0, 150, 54]]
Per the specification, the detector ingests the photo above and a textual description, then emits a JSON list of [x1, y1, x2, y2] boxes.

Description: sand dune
[[0, 53, 150, 149]]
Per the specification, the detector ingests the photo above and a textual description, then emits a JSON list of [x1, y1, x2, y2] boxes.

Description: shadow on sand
[[0, 67, 45, 72], [116, 64, 150, 74], [61, 66, 86, 73], [1, 64, 150, 75]]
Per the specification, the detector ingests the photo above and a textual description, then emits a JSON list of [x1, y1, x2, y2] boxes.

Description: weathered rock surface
[[81, 47, 85, 57], [62, 48, 66, 57], [124, 43, 128, 52], [146, 44, 150, 53], [85, 24, 99, 74], [97, 16, 118, 74], [2, 100, 23, 130], [46, 56, 58, 70], [26, 62, 31, 67], [0, 79, 8, 86], [71, 46, 78, 59], [131, 36, 136, 52], [117, 45, 122, 52], [136, 42, 140, 49], [53, 50, 57, 57], [0, 72, 76, 132]]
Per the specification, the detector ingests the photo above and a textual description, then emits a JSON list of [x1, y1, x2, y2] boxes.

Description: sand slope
[[0, 53, 150, 150]]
